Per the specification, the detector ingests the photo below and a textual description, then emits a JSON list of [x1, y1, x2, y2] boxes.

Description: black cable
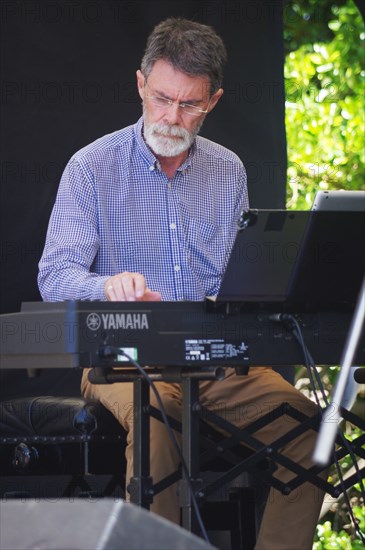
[[274, 314, 365, 544], [114, 350, 211, 544]]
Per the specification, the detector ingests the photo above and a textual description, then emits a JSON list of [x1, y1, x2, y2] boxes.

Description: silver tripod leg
[[313, 276, 365, 466]]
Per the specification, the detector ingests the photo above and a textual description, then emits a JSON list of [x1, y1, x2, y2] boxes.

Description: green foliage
[[284, 0, 365, 208], [314, 515, 365, 549], [284, 0, 348, 53], [285, 3, 365, 547]]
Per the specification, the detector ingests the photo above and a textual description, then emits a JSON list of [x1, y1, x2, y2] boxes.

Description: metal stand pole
[[180, 377, 201, 534], [128, 378, 153, 508], [313, 276, 365, 466]]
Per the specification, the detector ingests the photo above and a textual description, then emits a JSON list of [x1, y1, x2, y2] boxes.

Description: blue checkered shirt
[[38, 117, 248, 302]]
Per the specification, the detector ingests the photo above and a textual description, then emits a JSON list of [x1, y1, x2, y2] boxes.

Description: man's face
[[136, 59, 222, 158]]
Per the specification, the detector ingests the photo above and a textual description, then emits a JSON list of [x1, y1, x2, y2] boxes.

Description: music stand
[[216, 205, 365, 467], [313, 189, 365, 412], [217, 209, 365, 312]]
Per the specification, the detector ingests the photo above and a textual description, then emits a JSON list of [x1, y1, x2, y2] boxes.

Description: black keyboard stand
[[88, 364, 224, 526], [88, 366, 365, 536]]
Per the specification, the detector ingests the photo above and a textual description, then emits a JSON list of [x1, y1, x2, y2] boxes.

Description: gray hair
[[140, 18, 227, 95]]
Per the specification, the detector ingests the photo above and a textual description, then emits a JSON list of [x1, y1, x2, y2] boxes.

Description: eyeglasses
[[144, 85, 210, 117]]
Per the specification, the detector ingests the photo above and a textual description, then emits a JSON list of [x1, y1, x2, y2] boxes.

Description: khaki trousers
[[81, 366, 325, 550]]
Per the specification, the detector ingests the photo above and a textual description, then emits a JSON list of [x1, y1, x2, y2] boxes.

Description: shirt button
[[149, 165, 155, 171], [174, 265, 180, 272], [167, 183, 172, 189], [170, 223, 176, 230]]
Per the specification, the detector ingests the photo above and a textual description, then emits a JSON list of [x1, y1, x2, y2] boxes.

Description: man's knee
[[150, 385, 182, 420]]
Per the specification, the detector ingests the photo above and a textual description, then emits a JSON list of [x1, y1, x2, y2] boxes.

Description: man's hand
[[104, 272, 161, 302]]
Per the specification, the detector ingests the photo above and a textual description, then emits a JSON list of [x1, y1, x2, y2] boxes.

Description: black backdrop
[[1, 0, 287, 315], [0, 0, 288, 397]]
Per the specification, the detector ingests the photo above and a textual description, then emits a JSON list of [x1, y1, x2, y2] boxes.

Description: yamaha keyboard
[[1, 301, 364, 369]]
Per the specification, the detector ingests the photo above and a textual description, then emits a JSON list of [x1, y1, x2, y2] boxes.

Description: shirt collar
[[134, 116, 196, 172]]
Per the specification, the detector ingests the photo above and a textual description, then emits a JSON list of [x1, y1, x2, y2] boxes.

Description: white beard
[[143, 106, 203, 158]]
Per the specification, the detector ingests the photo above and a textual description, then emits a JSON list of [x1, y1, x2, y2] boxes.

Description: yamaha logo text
[[86, 312, 149, 331]]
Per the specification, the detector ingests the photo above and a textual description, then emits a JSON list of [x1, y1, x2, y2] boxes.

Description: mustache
[[150, 123, 189, 138]]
